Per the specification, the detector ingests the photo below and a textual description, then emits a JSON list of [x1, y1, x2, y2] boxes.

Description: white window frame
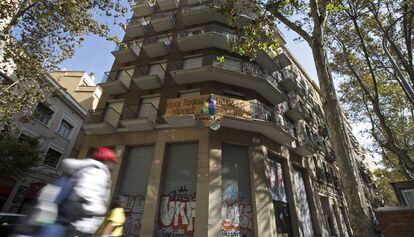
[[55, 115, 77, 140]]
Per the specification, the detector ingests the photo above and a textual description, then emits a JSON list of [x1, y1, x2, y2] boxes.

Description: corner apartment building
[[80, 1, 354, 236], [0, 72, 87, 213]]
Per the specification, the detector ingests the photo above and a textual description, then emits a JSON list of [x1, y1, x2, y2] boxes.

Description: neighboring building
[[50, 70, 102, 110], [78, 1, 369, 237], [0, 73, 87, 213]]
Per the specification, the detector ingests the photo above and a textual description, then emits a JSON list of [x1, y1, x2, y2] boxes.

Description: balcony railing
[[163, 94, 295, 144], [124, 17, 150, 37], [250, 101, 294, 137], [182, 0, 224, 13], [85, 108, 121, 127], [121, 103, 158, 122], [101, 69, 133, 84], [132, 63, 166, 89], [216, 60, 285, 93]]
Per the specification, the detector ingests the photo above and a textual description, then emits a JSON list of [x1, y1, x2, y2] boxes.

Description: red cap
[[93, 147, 118, 163]]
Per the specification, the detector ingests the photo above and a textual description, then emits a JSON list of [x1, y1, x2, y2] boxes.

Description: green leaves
[[0, 132, 43, 178], [0, 0, 127, 129]]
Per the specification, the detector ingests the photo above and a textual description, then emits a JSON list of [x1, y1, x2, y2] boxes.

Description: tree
[[0, 132, 43, 178], [0, 0, 128, 131], [328, 0, 414, 179], [372, 168, 405, 206], [218, 0, 373, 235]]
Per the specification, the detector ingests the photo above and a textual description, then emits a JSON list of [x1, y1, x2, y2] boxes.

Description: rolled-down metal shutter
[[118, 146, 154, 237], [157, 143, 198, 237], [221, 144, 254, 237], [293, 168, 314, 237]]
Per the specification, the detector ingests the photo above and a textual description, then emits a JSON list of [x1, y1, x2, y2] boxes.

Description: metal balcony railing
[[113, 40, 142, 51], [85, 107, 121, 127], [152, 10, 176, 20], [241, 62, 284, 92], [126, 17, 150, 28], [135, 63, 166, 77], [144, 34, 172, 45], [182, 0, 224, 13], [121, 103, 158, 122], [250, 101, 293, 136], [177, 29, 238, 41], [101, 69, 133, 84], [171, 55, 284, 93]]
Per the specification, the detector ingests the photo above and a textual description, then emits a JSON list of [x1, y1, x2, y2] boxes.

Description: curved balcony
[[150, 11, 176, 32], [181, 1, 226, 26], [176, 30, 236, 52], [132, 63, 166, 90], [281, 65, 307, 92], [142, 35, 171, 57], [157, 0, 179, 11], [170, 57, 286, 104], [99, 69, 133, 95], [163, 95, 295, 145], [83, 108, 120, 134], [293, 120, 318, 157], [120, 103, 158, 131], [132, 0, 154, 17], [285, 92, 312, 121], [111, 40, 142, 63], [124, 17, 149, 38]]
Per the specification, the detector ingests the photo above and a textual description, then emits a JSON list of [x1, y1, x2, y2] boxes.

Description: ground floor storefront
[[76, 126, 351, 237]]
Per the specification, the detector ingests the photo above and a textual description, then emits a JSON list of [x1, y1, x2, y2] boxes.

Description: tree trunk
[[310, 38, 374, 237]]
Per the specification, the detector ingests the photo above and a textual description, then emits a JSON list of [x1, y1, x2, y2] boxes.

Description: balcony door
[[105, 101, 124, 127], [139, 95, 160, 118]]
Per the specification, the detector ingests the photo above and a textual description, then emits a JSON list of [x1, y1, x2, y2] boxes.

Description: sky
[[59, 12, 378, 158]]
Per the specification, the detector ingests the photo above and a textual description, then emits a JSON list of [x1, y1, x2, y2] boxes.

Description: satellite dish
[[210, 119, 221, 131]]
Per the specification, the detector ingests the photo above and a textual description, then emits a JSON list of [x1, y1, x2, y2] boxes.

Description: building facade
[[80, 1, 356, 236], [50, 70, 102, 111], [0, 73, 87, 213]]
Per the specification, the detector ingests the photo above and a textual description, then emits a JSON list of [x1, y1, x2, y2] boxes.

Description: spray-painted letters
[[221, 200, 254, 237], [158, 186, 196, 237], [123, 194, 145, 237]]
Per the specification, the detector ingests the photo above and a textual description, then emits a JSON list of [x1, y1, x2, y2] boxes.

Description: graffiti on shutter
[[293, 169, 314, 237], [156, 143, 198, 237], [221, 144, 254, 237]]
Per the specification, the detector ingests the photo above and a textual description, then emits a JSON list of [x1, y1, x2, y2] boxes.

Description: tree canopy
[[0, 0, 129, 131]]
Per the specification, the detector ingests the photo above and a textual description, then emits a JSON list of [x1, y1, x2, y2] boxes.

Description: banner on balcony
[[165, 94, 252, 119]]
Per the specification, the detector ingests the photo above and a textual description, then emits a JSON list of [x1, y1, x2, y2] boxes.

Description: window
[[57, 119, 74, 139], [34, 103, 54, 125], [43, 148, 62, 167]]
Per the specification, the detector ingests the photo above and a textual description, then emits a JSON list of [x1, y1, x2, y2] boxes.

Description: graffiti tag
[[123, 194, 145, 237], [222, 200, 254, 237], [158, 186, 196, 236]]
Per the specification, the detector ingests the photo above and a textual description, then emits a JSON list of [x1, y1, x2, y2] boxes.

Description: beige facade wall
[[79, 126, 350, 237]]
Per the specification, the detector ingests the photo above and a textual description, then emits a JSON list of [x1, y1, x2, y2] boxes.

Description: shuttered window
[[221, 144, 254, 237], [157, 143, 198, 236], [293, 168, 314, 237], [117, 146, 154, 237], [267, 155, 292, 236]]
